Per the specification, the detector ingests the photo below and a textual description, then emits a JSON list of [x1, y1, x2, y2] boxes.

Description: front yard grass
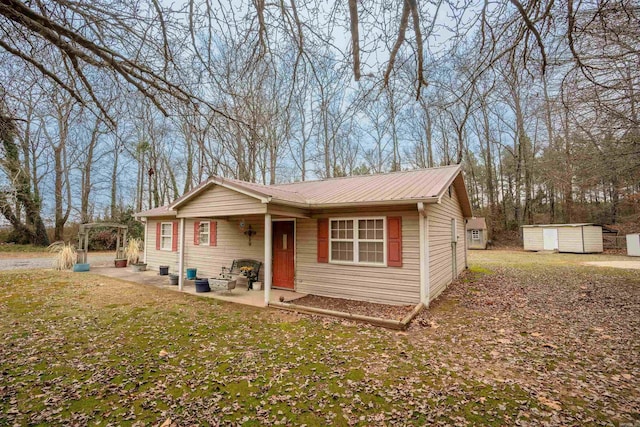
[[1, 250, 638, 425]]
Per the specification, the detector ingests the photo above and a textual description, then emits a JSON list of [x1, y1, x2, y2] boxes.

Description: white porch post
[[264, 213, 272, 306], [178, 217, 186, 291]]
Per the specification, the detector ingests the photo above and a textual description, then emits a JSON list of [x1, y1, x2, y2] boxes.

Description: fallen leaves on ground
[[1, 250, 638, 426]]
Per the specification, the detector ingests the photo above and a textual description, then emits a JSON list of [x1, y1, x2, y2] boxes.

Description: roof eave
[[434, 165, 473, 217], [305, 197, 440, 209]]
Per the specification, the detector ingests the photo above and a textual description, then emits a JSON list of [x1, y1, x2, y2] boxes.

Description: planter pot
[[186, 268, 197, 280], [195, 278, 210, 293], [114, 259, 127, 268], [252, 281, 262, 291], [209, 278, 236, 291], [131, 263, 147, 272], [73, 263, 90, 272], [168, 274, 179, 286], [159, 265, 169, 276]]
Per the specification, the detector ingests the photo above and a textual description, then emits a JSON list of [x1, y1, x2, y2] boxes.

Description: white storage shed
[[627, 234, 640, 257], [521, 224, 603, 253]]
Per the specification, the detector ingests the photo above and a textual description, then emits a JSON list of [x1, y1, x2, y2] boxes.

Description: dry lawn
[[0, 249, 638, 425]]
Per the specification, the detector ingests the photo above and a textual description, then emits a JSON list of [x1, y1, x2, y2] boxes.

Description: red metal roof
[[135, 205, 176, 218], [272, 165, 462, 206], [155, 164, 471, 217]]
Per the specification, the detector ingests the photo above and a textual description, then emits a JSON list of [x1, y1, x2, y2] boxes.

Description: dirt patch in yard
[[582, 260, 640, 269], [291, 294, 415, 320]]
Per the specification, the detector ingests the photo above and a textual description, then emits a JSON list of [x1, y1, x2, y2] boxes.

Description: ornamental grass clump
[[125, 238, 143, 264], [48, 241, 77, 270]]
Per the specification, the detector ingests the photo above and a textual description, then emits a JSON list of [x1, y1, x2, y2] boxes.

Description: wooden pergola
[[77, 223, 128, 264]]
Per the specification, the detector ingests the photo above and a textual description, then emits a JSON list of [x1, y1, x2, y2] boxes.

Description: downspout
[[464, 219, 468, 269], [178, 218, 186, 291], [417, 202, 430, 306]]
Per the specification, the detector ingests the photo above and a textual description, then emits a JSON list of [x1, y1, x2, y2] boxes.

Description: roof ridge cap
[[273, 164, 461, 187]]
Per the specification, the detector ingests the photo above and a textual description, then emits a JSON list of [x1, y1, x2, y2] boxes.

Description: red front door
[[273, 221, 295, 289]]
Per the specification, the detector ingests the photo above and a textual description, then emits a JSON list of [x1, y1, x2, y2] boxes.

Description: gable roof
[[466, 217, 487, 230], [166, 164, 472, 216]]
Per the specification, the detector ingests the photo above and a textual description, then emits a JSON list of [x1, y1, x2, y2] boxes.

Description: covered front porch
[[92, 266, 306, 308], [139, 176, 310, 306]]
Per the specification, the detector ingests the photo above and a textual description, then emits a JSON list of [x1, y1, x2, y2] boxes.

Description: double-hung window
[[199, 221, 210, 245], [471, 229, 480, 241], [160, 222, 173, 250], [329, 218, 385, 265]]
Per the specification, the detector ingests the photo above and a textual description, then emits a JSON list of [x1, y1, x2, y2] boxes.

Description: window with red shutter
[[387, 216, 402, 267], [171, 221, 178, 251], [317, 218, 329, 263], [210, 221, 217, 246], [156, 222, 161, 250], [194, 221, 200, 245]]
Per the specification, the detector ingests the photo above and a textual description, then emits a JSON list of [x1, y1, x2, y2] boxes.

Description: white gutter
[[417, 202, 430, 306]]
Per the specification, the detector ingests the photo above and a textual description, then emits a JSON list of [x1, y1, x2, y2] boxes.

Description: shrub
[[88, 230, 117, 251], [49, 241, 77, 270]]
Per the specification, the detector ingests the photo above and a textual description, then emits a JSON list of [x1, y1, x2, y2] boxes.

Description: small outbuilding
[[521, 223, 603, 253], [627, 234, 640, 257], [466, 217, 488, 250]]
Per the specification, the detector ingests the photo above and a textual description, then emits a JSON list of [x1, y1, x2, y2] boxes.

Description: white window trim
[[160, 222, 173, 251], [471, 229, 481, 241], [199, 221, 210, 246], [328, 217, 387, 267]]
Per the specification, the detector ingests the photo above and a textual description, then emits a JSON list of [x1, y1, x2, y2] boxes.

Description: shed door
[[543, 228, 558, 250]]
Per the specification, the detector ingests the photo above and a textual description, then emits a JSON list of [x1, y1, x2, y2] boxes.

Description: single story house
[[521, 223, 604, 253], [466, 217, 488, 250], [135, 164, 472, 307]]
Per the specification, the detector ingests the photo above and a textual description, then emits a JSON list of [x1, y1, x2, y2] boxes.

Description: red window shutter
[[172, 221, 179, 252], [193, 221, 200, 245], [387, 216, 402, 267], [156, 222, 161, 250], [210, 221, 217, 246], [317, 218, 329, 263]]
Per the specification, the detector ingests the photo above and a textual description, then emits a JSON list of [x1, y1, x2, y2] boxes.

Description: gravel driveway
[[0, 254, 116, 271]]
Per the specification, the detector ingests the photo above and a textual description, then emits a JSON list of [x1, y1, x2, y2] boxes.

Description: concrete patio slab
[[91, 266, 306, 307]]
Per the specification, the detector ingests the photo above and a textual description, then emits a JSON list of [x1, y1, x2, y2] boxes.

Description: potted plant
[[49, 242, 83, 271], [125, 238, 147, 272]]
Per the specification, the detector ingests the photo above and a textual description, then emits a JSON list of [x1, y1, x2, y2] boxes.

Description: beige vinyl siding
[[582, 226, 603, 253], [523, 228, 544, 251], [182, 216, 265, 280], [427, 186, 466, 302], [177, 185, 266, 218], [296, 209, 421, 305], [557, 227, 584, 253], [145, 218, 180, 273]]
